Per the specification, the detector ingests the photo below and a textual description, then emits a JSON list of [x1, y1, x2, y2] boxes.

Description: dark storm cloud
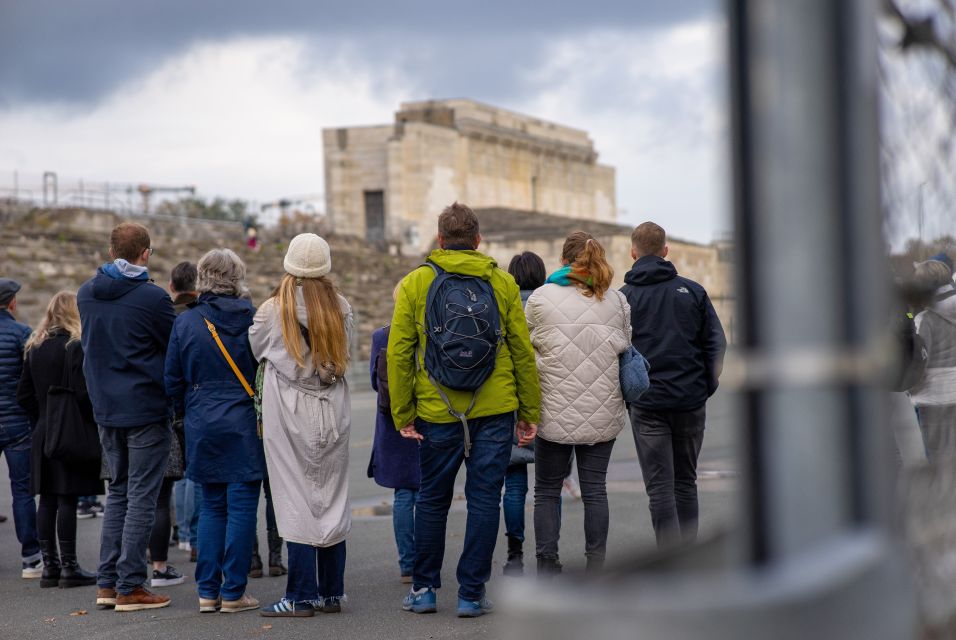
[[0, 0, 715, 106]]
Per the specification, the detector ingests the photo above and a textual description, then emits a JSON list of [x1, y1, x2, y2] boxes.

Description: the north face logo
[[676, 286, 690, 294]]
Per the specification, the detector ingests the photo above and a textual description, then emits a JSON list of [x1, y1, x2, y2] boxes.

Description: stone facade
[[474, 208, 737, 343], [323, 99, 617, 252]]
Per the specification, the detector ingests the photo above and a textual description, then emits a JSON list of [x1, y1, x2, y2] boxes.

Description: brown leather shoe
[[114, 586, 171, 612], [96, 587, 117, 610]]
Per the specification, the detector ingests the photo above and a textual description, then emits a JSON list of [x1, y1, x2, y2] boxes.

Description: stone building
[[323, 98, 617, 252]]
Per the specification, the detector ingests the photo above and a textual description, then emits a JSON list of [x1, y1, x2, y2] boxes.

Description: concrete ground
[[0, 389, 738, 640]]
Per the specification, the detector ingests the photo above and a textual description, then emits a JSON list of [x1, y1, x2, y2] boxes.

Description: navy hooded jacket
[[0, 309, 32, 441], [78, 265, 176, 427], [164, 294, 265, 484], [620, 256, 727, 412]]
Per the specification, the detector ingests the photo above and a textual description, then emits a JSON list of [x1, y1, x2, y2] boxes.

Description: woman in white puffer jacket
[[526, 231, 632, 576]]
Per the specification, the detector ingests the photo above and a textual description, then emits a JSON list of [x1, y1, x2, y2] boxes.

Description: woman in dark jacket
[[16, 291, 102, 588], [501, 252, 546, 575], [165, 249, 265, 614], [367, 285, 421, 581]]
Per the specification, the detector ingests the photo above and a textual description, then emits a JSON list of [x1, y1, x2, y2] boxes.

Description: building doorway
[[364, 190, 385, 247]]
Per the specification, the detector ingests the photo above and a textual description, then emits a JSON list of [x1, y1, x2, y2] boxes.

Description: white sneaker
[[178, 542, 191, 551], [21, 558, 42, 579]]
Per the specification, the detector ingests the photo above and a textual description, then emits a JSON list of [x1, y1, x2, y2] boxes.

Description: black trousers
[[630, 405, 705, 548], [148, 478, 175, 563], [37, 494, 78, 543]]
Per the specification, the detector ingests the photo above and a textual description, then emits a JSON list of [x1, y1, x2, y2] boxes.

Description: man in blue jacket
[[0, 279, 42, 578], [78, 223, 176, 611], [620, 222, 727, 549]]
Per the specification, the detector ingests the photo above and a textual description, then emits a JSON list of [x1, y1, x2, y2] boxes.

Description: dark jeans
[[503, 465, 528, 542], [285, 540, 346, 602], [534, 437, 615, 564], [98, 423, 171, 594], [413, 412, 512, 601], [197, 481, 260, 600], [37, 494, 78, 544], [630, 405, 706, 548], [0, 434, 39, 560], [148, 478, 174, 562]]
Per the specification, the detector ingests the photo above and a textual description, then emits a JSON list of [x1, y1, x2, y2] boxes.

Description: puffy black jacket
[[0, 310, 31, 440], [620, 256, 727, 411], [77, 265, 176, 428]]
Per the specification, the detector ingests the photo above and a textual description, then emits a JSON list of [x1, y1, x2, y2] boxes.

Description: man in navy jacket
[[78, 223, 176, 611], [620, 222, 727, 549], [0, 279, 41, 577]]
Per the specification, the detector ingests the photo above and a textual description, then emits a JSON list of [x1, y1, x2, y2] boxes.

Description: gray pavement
[[0, 389, 738, 640]]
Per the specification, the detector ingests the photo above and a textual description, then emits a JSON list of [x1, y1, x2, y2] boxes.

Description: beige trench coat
[[248, 292, 353, 547]]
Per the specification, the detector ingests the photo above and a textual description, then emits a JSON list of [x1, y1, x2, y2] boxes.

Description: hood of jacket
[[194, 293, 255, 336], [623, 256, 678, 287], [426, 249, 497, 281], [90, 265, 149, 301], [932, 284, 956, 322]]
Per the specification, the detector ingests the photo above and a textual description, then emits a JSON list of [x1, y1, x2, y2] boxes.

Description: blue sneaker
[[402, 587, 437, 614], [457, 595, 494, 618]]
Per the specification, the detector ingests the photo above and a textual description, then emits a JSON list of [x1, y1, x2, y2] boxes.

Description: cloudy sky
[[0, 0, 728, 243]]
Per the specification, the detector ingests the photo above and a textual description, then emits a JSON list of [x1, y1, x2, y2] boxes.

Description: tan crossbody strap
[[203, 317, 255, 399]]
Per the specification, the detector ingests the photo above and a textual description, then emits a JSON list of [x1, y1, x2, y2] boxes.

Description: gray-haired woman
[[908, 258, 956, 462], [164, 248, 266, 613]]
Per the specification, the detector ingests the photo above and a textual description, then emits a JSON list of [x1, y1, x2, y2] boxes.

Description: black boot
[[503, 537, 524, 576], [267, 528, 287, 577], [536, 556, 562, 580], [58, 540, 96, 588], [39, 539, 60, 589], [585, 555, 604, 575], [249, 537, 264, 578]]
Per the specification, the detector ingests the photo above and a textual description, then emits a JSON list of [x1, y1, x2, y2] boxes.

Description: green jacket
[[387, 249, 541, 428]]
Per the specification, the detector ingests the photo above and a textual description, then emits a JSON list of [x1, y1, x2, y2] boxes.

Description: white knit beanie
[[283, 233, 332, 278]]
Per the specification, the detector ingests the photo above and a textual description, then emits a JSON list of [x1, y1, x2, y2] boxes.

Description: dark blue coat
[[0, 310, 32, 443], [367, 326, 420, 490], [164, 294, 265, 484], [620, 256, 727, 412], [78, 265, 176, 427]]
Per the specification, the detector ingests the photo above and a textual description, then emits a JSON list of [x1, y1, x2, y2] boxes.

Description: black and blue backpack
[[420, 262, 503, 454]]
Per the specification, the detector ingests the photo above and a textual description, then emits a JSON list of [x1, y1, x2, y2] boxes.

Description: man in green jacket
[[388, 202, 540, 618]]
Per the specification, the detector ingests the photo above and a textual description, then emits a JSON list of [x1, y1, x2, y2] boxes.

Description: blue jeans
[[98, 423, 171, 594], [174, 479, 202, 547], [196, 481, 260, 600], [285, 540, 346, 602], [413, 412, 513, 601], [0, 433, 39, 560], [503, 465, 528, 542], [393, 488, 417, 575]]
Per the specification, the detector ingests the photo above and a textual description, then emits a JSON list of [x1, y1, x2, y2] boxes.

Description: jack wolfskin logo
[[676, 286, 690, 294], [460, 349, 473, 358]]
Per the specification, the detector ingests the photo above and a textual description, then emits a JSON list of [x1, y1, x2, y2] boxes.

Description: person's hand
[[400, 424, 424, 441], [516, 420, 537, 446]]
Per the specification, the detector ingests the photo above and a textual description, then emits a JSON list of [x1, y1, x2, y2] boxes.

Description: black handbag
[[43, 348, 101, 465]]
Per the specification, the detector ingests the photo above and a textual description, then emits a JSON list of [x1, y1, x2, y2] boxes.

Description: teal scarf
[[546, 265, 593, 288]]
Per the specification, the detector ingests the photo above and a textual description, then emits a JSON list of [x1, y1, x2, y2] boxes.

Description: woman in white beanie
[[248, 233, 354, 618]]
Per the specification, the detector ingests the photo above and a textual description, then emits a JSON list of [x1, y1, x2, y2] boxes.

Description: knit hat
[[283, 233, 331, 278], [928, 252, 954, 275]]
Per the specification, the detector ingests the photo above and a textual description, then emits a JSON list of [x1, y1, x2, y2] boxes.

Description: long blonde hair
[[561, 231, 613, 300], [25, 291, 81, 353], [274, 273, 349, 375]]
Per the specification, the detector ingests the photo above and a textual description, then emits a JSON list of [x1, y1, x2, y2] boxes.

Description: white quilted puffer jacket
[[526, 283, 632, 444]]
